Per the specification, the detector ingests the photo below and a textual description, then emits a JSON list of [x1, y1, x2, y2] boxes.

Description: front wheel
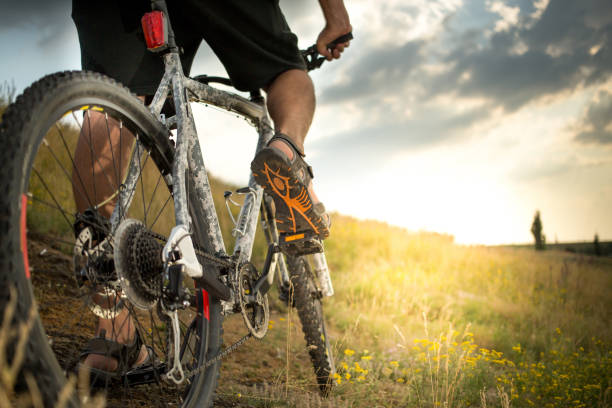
[[0, 71, 221, 407], [288, 256, 336, 394]]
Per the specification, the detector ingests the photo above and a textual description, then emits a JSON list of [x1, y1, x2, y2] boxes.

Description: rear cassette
[[114, 218, 165, 310]]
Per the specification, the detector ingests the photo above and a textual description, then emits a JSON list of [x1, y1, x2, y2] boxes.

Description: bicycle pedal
[[122, 363, 163, 386], [279, 232, 323, 256]]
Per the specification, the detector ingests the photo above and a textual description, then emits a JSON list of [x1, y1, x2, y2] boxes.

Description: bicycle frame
[[111, 1, 291, 303]]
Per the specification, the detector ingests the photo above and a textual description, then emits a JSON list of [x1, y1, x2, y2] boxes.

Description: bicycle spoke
[[32, 168, 73, 228], [138, 146, 148, 226], [150, 195, 173, 232], [104, 112, 122, 194], [28, 195, 74, 224], [145, 172, 165, 223], [82, 110, 125, 200], [55, 122, 95, 210], [86, 110, 98, 203]]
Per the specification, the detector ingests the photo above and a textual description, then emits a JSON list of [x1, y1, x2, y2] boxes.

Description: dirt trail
[[27, 238, 327, 408]]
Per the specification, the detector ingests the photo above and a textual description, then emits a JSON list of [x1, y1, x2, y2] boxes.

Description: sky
[[1, 0, 611, 245]]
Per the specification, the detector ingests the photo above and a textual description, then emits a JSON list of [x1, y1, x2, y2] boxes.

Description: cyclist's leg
[[263, 69, 324, 206], [73, 110, 150, 371], [186, 0, 332, 238], [264, 69, 315, 151]]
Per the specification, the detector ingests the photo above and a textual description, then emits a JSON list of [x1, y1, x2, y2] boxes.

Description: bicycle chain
[[179, 333, 253, 380], [147, 231, 256, 380], [149, 230, 234, 269]]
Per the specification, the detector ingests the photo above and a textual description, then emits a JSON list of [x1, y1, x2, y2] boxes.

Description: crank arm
[[249, 243, 281, 301]]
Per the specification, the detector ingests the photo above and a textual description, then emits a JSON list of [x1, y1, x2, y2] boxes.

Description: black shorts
[[71, 0, 306, 93]]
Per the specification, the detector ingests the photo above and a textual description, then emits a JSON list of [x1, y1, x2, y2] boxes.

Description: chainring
[[237, 262, 269, 339]]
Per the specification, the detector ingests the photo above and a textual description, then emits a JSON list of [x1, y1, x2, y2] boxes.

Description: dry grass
[[0, 287, 105, 408]]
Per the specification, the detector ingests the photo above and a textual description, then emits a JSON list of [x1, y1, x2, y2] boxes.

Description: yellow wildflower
[[397, 378, 405, 383], [389, 361, 399, 367], [333, 372, 342, 385], [361, 355, 372, 361], [344, 349, 355, 356]]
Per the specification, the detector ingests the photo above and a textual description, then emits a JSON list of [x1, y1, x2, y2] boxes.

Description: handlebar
[[193, 32, 353, 88]]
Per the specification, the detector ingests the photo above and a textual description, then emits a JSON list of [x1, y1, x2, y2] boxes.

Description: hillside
[[500, 241, 612, 257]]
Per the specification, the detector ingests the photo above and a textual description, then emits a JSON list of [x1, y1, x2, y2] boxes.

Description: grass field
[[305, 216, 611, 407], [207, 206, 612, 408]]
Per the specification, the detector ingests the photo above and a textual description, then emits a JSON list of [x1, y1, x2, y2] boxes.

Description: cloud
[[573, 90, 612, 145], [0, 0, 73, 52], [310, 104, 489, 176], [434, 0, 612, 111], [319, 39, 426, 104], [511, 155, 577, 182], [0, 0, 70, 30], [487, 1, 520, 33], [312, 0, 612, 157]]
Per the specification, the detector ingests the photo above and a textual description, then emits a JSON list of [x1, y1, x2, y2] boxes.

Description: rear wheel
[[288, 256, 335, 395], [0, 71, 221, 407]]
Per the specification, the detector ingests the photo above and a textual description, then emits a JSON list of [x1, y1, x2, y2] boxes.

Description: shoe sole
[[251, 149, 330, 239]]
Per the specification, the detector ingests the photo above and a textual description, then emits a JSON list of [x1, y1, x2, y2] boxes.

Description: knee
[[266, 69, 314, 97]]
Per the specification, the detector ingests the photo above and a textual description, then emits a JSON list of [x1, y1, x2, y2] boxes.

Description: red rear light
[[141, 11, 168, 51]]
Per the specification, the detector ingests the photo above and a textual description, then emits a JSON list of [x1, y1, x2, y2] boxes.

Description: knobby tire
[[0, 71, 222, 408]]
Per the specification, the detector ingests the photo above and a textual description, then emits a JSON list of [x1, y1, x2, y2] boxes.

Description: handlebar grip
[[326, 32, 353, 50], [301, 32, 353, 71]]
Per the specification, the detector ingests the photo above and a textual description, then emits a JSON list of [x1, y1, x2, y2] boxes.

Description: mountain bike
[[0, 1, 351, 406]]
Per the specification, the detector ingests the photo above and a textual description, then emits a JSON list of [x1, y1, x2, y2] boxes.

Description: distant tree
[[594, 234, 602, 256], [531, 211, 545, 251]]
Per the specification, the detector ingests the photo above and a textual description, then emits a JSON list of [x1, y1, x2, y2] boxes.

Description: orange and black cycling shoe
[[251, 133, 330, 242]]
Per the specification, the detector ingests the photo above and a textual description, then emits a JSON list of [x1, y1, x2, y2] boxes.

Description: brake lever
[[302, 32, 353, 72]]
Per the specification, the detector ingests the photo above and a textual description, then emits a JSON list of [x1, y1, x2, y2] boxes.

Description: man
[[72, 0, 351, 376]]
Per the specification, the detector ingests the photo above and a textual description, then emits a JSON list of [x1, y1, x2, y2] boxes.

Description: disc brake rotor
[[73, 221, 124, 319]]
